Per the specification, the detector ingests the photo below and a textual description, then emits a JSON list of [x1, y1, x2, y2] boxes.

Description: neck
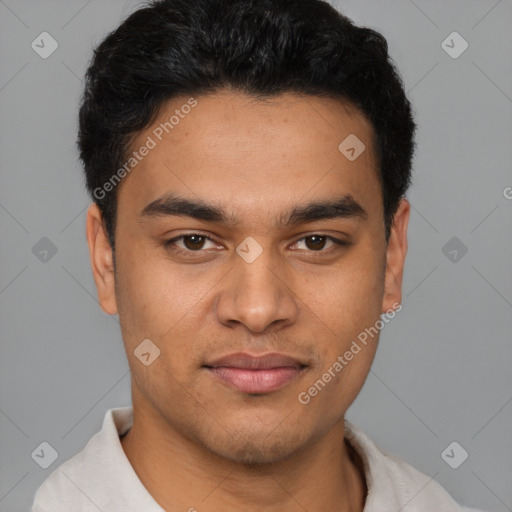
[[120, 405, 367, 512]]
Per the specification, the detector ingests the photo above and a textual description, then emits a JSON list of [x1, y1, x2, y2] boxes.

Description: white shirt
[[31, 406, 485, 512]]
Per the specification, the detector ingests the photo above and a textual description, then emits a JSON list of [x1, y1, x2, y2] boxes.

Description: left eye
[[292, 235, 345, 252]]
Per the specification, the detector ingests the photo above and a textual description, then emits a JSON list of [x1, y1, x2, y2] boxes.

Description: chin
[[202, 426, 307, 466], [223, 441, 293, 466]]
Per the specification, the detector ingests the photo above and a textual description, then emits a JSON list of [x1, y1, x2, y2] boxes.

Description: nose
[[215, 243, 299, 334]]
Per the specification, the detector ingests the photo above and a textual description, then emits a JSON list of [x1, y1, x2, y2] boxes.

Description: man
[[31, 0, 486, 510]]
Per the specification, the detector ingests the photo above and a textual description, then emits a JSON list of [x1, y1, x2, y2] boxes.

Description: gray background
[[0, 0, 511, 511]]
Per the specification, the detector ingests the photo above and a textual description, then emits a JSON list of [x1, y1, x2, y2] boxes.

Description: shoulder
[[380, 451, 485, 512], [30, 445, 101, 511], [31, 407, 131, 511], [30, 406, 163, 512], [344, 420, 488, 512]]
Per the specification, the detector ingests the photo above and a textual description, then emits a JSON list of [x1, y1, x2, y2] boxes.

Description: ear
[[382, 198, 410, 314], [85, 203, 118, 315]]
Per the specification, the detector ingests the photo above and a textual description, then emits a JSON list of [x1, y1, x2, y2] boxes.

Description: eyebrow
[[139, 192, 367, 227]]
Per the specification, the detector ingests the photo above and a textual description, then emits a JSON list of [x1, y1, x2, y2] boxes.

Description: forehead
[[117, 91, 381, 226]]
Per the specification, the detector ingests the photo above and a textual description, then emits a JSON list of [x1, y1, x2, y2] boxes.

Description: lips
[[203, 352, 307, 394]]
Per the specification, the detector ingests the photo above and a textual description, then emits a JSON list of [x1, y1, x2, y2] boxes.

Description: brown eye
[[182, 235, 207, 250], [293, 235, 348, 252], [304, 235, 327, 251], [164, 234, 218, 252]]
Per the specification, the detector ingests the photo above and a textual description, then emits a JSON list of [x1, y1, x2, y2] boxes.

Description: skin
[[86, 90, 409, 512]]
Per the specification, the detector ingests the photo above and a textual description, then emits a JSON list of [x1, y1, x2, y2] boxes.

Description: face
[[87, 90, 409, 464]]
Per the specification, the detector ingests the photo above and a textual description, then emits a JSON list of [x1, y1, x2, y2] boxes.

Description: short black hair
[[78, 0, 416, 250]]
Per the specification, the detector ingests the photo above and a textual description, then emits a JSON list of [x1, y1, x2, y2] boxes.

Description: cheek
[[114, 243, 188, 330], [294, 245, 385, 406], [113, 245, 216, 372], [298, 249, 384, 340]]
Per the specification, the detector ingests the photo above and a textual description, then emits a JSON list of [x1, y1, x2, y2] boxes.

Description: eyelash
[[163, 233, 349, 255]]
